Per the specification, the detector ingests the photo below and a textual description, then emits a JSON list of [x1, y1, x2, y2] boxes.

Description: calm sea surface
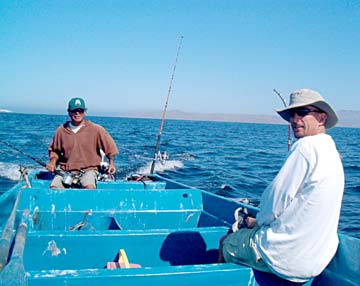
[[0, 113, 359, 238]]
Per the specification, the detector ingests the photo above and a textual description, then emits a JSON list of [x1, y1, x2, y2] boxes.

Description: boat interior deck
[[1, 172, 357, 286], [0, 174, 259, 286]]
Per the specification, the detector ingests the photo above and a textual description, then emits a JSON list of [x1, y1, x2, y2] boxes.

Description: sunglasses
[[288, 108, 323, 117], [70, 109, 85, 114]]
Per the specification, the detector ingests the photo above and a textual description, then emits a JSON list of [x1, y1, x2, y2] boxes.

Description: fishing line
[[273, 89, 292, 151], [0, 140, 48, 168], [150, 36, 184, 174]]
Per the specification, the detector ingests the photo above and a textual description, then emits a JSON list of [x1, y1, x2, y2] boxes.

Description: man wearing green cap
[[46, 97, 119, 189]]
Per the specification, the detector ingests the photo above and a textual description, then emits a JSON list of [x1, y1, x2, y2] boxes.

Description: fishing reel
[[231, 206, 249, 232], [99, 161, 110, 174], [98, 172, 115, 182], [155, 151, 169, 165], [126, 173, 153, 182], [98, 161, 115, 182], [62, 171, 83, 187]]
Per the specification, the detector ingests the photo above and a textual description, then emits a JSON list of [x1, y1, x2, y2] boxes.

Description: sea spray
[[0, 162, 24, 181], [136, 160, 184, 175]]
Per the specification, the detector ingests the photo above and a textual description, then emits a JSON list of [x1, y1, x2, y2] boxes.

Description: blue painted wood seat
[[29, 178, 166, 190], [22, 226, 256, 286], [17, 188, 208, 231], [23, 227, 229, 270]]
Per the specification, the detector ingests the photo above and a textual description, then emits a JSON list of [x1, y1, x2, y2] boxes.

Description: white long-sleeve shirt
[[255, 133, 344, 282]]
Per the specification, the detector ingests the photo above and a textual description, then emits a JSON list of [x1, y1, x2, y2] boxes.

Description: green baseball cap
[[67, 97, 87, 111]]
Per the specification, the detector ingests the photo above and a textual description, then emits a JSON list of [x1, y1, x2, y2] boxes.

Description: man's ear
[[319, 113, 328, 126]]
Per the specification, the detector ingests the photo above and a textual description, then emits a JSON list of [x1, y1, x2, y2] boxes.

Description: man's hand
[[107, 156, 116, 175], [245, 217, 258, 229], [108, 163, 116, 175], [46, 158, 57, 173], [46, 162, 56, 173]]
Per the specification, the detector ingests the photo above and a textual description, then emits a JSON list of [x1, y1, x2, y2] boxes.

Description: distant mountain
[[119, 109, 360, 128], [120, 110, 284, 124], [337, 110, 360, 128]]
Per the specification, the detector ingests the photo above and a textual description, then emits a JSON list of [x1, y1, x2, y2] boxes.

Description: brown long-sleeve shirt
[[48, 120, 119, 171]]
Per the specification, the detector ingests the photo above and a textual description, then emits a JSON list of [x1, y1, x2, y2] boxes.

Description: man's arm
[[46, 157, 58, 173], [256, 148, 309, 226], [107, 155, 116, 174], [97, 125, 119, 175]]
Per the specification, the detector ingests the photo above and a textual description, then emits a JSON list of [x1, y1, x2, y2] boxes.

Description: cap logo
[[75, 99, 81, 106]]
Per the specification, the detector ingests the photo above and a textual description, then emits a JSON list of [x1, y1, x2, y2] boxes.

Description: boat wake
[[0, 162, 27, 181], [135, 160, 184, 175]]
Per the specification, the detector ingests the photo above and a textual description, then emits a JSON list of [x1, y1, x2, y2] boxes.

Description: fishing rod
[[273, 89, 292, 151], [0, 140, 48, 168], [150, 36, 184, 174]]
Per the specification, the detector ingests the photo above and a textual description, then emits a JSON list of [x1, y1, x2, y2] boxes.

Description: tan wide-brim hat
[[276, 89, 339, 129]]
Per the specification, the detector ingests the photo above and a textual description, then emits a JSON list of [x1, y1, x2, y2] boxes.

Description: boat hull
[[0, 171, 358, 286]]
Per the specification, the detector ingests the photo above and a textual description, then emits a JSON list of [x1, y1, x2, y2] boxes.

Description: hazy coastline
[[110, 109, 360, 128], [1, 108, 359, 128]]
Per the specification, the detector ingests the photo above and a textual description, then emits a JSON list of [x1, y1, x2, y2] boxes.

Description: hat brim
[[276, 100, 338, 129], [68, 108, 87, 112]]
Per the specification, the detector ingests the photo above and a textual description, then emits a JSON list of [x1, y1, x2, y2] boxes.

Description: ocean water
[[0, 113, 359, 238]]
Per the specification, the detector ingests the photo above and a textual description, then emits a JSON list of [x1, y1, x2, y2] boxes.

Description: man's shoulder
[[293, 134, 335, 156], [84, 120, 106, 131], [55, 121, 70, 133], [296, 134, 332, 145]]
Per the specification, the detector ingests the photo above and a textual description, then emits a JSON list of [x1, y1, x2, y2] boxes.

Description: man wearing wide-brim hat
[[220, 89, 345, 285], [276, 88, 338, 132]]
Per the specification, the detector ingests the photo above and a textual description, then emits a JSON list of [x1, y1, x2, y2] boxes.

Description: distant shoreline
[[112, 109, 360, 129], [1, 109, 359, 128]]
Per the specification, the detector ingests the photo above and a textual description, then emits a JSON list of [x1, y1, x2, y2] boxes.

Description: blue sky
[[1, 1, 359, 116]]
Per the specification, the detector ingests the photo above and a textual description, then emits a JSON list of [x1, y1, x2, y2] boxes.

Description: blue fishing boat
[[0, 169, 358, 286]]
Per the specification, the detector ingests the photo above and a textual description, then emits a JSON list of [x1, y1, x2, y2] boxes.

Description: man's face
[[289, 105, 327, 138], [68, 109, 86, 125]]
